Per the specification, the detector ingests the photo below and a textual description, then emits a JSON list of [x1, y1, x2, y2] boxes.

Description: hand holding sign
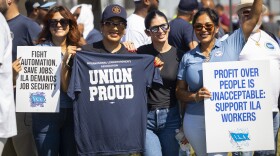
[[195, 87, 211, 103]]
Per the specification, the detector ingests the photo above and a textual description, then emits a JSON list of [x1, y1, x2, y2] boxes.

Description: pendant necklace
[[250, 31, 261, 46]]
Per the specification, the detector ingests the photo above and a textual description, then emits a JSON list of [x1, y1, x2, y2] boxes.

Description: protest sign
[[203, 60, 274, 152], [16, 46, 61, 112]]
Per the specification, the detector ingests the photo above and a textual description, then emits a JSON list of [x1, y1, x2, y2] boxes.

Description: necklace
[[250, 31, 261, 46], [204, 52, 211, 62]]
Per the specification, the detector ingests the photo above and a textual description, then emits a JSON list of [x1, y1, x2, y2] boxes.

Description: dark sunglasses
[[102, 21, 127, 29], [147, 23, 169, 33], [239, 9, 251, 16], [48, 19, 70, 28], [193, 23, 214, 31]]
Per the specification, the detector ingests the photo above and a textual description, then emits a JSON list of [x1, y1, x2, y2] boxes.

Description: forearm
[[242, 0, 263, 39], [176, 88, 197, 103], [250, 0, 263, 19], [61, 56, 71, 92]]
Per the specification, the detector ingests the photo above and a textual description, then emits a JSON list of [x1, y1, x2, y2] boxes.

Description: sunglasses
[[49, 19, 69, 28], [102, 21, 127, 29], [147, 23, 169, 33], [193, 23, 214, 31], [239, 9, 251, 16]]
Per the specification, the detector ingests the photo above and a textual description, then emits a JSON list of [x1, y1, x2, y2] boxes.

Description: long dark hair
[[37, 5, 84, 47]]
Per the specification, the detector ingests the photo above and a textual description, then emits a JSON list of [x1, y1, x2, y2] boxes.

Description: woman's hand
[[122, 41, 137, 53], [154, 57, 164, 70], [12, 57, 22, 85], [12, 57, 22, 74], [66, 46, 81, 57], [194, 87, 211, 103]]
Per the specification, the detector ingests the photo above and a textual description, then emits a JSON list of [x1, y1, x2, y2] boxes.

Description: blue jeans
[[144, 106, 181, 156], [32, 108, 76, 156]]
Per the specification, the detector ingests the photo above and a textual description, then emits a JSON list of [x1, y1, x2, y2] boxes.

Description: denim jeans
[[144, 106, 181, 156], [32, 108, 76, 156]]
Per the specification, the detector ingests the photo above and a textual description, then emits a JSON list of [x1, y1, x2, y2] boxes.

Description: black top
[[137, 44, 183, 110]]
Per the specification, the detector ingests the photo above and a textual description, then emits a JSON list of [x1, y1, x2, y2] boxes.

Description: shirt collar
[[192, 38, 222, 56]]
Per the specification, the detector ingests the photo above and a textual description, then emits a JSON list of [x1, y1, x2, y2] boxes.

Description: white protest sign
[[203, 60, 274, 153], [16, 46, 61, 112]]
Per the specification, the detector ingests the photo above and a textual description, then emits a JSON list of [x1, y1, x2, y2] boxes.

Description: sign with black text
[[16, 46, 61, 112]]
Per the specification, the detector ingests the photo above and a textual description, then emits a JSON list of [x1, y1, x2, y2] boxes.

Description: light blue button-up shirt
[[177, 28, 245, 115]]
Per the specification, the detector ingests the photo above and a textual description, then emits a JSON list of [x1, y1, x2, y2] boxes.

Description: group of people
[[0, 0, 279, 156]]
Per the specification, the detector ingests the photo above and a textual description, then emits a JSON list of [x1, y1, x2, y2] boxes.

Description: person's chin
[[108, 37, 121, 42]]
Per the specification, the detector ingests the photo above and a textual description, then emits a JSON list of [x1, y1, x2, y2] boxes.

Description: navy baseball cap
[[102, 4, 127, 22], [178, 0, 199, 12]]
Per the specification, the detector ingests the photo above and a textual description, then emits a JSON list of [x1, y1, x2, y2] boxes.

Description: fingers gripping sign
[[195, 87, 211, 103]]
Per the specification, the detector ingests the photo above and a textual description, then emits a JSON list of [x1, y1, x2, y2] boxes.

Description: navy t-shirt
[[8, 14, 41, 61], [67, 50, 161, 155], [85, 29, 103, 44], [168, 18, 198, 53]]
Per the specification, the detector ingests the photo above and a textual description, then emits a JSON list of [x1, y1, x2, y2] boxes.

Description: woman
[[82, 4, 130, 54], [32, 5, 85, 156], [176, 0, 263, 155], [137, 10, 183, 156]]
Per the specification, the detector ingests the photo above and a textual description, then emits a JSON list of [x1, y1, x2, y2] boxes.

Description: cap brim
[[40, 2, 56, 8], [236, 3, 267, 14], [103, 16, 127, 22]]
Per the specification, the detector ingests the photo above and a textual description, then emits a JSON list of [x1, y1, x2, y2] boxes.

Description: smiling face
[[101, 17, 126, 43], [193, 13, 218, 44], [146, 15, 169, 44], [49, 12, 70, 39]]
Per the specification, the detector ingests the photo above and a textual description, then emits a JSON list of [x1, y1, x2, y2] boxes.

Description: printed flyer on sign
[[16, 46, 61, 112], [203, 60, 274, 153]]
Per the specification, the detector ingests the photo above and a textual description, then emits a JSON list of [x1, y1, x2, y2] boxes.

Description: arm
[[176, 80, 197, 103], [241, 0, 263, 40], [122, 41, 137, 52], [176, 80, 211, 103], [12, 58, 22, 86], [61, 46, 78, 92], [122, 30, 147, 49]]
